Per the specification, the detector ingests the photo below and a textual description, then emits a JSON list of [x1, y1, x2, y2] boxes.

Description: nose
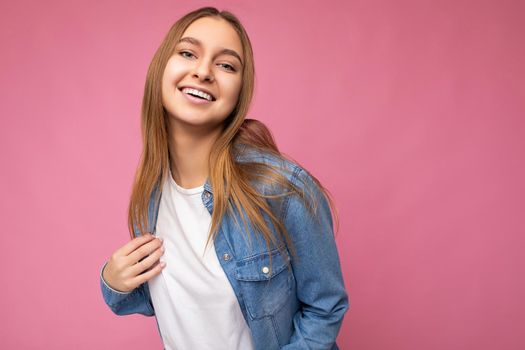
[[192, 59, 214, 83]]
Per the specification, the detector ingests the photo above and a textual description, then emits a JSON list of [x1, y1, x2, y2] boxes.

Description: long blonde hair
[[128, 6, 339, 269]]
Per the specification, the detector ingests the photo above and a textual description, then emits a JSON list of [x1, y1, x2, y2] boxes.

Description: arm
[[100, 260, 155, 316], [281, 168, 349, 349], [100, 186, 162, 317]]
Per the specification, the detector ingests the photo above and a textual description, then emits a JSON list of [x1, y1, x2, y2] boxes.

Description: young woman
[[100, 6, 349, 350]]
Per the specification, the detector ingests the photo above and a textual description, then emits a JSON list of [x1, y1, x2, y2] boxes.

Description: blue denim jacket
[[100, 147, 349, 349]]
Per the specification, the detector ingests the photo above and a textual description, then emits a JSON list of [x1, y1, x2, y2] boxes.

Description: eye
[[179, 51, 195, 59], [178, 50, 236, 72], [219, 63, 236, 72]]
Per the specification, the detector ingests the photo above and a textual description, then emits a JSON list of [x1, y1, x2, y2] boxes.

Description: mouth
[[178, 86, 216, 102]]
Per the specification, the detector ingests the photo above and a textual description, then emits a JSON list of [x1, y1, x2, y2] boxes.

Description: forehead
[[180, 17, 243, 58]]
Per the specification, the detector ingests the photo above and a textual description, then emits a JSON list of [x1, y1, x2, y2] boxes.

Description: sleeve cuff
[[100, 261, 132, 295]]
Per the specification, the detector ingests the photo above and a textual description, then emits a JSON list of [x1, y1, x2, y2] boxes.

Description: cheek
[[163, 59, 183, 84], [162, 66, 184, 99], [224, 78, 243, 104], [161, 70, 172, 93], [161, 73, 173, 103]]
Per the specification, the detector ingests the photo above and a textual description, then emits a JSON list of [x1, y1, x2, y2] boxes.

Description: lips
[[178, 86, 216, 101], [180, 90, 213, 105]]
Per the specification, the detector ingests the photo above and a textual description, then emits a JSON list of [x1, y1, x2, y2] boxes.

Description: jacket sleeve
[[100, 185, 161, 317], [100, 260, 155, 317], [281, 167, 349, 349]]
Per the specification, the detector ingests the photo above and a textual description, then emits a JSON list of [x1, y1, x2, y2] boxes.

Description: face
[[161, 16, 244, 131]]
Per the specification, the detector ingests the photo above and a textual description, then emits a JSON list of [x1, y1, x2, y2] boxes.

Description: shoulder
[[233, 143, 317, 194], [234, 143, 300, 177]]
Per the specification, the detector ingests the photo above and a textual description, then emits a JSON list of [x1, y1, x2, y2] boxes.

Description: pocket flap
[[235, 247, 290, 281]]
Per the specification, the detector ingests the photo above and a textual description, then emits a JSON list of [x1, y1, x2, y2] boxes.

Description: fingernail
[[158, 237, 164, 242]]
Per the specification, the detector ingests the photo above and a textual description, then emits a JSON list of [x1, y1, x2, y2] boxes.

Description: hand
[[102, 233, 166, 293]]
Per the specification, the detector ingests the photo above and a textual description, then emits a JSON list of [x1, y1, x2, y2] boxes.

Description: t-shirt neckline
[[168, 168, 204, 195]]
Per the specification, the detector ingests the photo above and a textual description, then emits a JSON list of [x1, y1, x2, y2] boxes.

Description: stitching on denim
[[271, 314, 284, 347], [281, 165, 303, 222]]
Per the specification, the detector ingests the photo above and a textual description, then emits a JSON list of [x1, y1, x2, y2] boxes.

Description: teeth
[[181, 88, 213, 101]]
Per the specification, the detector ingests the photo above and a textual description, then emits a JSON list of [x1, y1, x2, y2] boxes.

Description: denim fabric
[[100, 146, 349, 349]]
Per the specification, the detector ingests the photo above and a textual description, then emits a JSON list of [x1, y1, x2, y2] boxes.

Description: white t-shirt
[[148, 170, 255, 350]]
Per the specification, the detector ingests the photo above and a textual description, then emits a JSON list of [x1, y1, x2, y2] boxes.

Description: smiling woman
[[99, 6, 348, 350], [161, 16, 244, 134]]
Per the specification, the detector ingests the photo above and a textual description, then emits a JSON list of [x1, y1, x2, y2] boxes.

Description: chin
[[170, 113, 227, 129]]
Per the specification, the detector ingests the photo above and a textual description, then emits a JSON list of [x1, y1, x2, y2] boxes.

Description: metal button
[[203, 192, 211, 200], [262, 266, 270, 274], [223, 253, 231, 261]]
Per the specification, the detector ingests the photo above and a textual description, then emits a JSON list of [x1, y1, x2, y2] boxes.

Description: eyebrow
[[176, 36, 244, 66]]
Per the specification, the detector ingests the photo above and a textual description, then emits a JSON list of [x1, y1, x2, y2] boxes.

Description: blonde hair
[[128, 6, 339, 271]]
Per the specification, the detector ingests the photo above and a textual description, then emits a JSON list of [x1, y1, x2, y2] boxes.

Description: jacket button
[[223, 253, 231, 261], [203, 192, 211, 199], [262, 266, 269, 274]]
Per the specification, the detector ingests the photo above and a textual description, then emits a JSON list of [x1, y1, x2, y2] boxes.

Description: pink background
[[1, 0, 523, 349]]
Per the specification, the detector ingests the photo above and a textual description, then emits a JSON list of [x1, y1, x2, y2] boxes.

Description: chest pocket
[[235, 246, 294, 320]]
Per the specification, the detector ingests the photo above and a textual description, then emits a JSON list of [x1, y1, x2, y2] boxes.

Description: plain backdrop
[[1, 0, 523, 349]]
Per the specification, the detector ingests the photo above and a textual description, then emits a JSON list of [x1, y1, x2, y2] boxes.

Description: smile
[[179, 87, 216, 102], [179, 89, 214, 105]]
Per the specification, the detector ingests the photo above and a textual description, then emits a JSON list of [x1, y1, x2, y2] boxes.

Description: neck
[[167, 120, 224, 189]]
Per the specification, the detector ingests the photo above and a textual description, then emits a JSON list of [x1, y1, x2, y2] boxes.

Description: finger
[[131, 259, 166, 286], [129, 245, 165, 276], [117, 233, 155, 257], [127, 236, 163, 264]]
